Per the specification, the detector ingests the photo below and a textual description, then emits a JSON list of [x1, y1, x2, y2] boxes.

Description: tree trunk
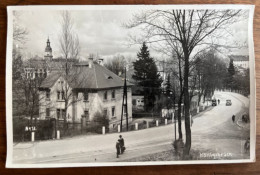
[[183, 50, 191, 158], [177, 97, 183, 139]]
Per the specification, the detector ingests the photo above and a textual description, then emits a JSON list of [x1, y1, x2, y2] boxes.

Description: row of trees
[[126, 9, 244, 158]]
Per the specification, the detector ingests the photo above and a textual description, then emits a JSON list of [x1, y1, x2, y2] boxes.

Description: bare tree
[[126, 9, 242, 157], [58, 11, 81, 124], [13, 11, 28, 44], [104, 54, 126, 75]]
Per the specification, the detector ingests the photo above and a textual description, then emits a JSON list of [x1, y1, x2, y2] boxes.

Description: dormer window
[[105, 74, 113, 79]]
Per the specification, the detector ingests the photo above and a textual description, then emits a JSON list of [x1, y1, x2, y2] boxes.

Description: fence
[[13, 105, 211, 142], [13, 117, 110, 142]]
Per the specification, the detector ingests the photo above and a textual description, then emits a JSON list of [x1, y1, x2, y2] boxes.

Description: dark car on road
[[226, 99, 232, 106], [212, 99, 217, 106]]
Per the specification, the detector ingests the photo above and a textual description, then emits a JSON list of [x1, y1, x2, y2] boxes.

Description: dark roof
[[40, 62, 133, 90], [40, 72, 61, 88], [229, 55, 249, 62], [24, 57, 48, 69], [24, 57, 79, 71]]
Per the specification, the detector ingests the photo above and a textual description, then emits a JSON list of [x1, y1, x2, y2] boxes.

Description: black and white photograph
[[6, 5, 255, 167]]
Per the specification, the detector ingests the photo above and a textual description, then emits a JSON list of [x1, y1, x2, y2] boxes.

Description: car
[[226, 99, 232, 106], [212, 99, 217, 106]]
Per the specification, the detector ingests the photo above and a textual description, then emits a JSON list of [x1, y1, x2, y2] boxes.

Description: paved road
[[13, 92, 249, 164]]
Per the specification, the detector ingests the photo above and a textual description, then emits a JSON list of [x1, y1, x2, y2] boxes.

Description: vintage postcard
[[6, 5, 255, 168]]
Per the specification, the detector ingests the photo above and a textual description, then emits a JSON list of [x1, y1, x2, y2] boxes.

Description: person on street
[[244, 137, 250, 153], [118, 135, 125, 154], [116, 140, 120, 158], [232, 115, 236, 123], [218, 99, 220, 105]]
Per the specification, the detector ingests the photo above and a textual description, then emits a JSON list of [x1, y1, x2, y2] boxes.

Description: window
[[112, 106, 115, 117], [46, 91, 50, 99], [104, 91, 107, 100], [56, 109, 60, 119], [62, 109, 66, 119], [46, 108, 50, 117], [57, 109, 66, 119], [111, 90, 115, 99], [57, 91, 65, 100], [57, 91, 60, 100], [83, 92, 88, 101], [132, 99, 136, 105]]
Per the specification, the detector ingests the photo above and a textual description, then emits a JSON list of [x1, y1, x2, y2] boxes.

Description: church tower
[[44, 37, 53, 60]]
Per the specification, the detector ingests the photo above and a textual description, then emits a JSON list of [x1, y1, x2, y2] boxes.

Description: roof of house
[[24, 57, 48, 69], [229, 55, 249, 62], [24, 57, 79, 70], [40, 71, 61, 88], [40, 61, 133, 90]]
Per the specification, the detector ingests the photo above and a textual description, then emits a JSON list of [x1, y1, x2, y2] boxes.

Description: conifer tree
[[132, 42, 162, 111], [227, 59, 236, 90]]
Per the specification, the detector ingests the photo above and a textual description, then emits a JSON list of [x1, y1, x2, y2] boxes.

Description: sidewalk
[[13, 121, 176, 162]]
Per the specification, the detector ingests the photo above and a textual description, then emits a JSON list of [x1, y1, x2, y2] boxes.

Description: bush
[[35, 119, 55, 140], [88, 112, 109, 134], [13, 118, 29, 142]]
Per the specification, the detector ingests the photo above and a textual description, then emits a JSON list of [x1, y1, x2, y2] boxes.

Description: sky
[[14, 8, 250, 62]]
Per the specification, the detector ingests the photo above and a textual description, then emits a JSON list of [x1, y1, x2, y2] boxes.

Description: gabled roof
[[39, 71, 61, 89], [229, 55, 249, 62], [40, 61, 133, 90]]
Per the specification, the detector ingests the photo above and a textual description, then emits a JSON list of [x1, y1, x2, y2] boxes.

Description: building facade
[[229, 55, 249, 69], [39, 59, 133, 129], [23, 38, 78, 79]]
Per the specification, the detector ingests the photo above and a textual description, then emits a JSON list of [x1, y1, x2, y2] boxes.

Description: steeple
[[44, 37, 53, 60]]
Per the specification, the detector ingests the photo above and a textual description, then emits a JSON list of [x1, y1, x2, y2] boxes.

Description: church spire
[[44, 37, 53, 60]]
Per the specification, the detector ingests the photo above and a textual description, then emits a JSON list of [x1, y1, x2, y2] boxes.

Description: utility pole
[[120, 67, 128, 131]]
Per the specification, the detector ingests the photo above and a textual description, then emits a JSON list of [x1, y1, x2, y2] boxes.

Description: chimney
[[98, 58, 104, 66]]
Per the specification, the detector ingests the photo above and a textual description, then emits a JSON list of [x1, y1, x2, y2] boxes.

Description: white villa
[[38, 58, 133, 129], [229, 55, 249, 70]]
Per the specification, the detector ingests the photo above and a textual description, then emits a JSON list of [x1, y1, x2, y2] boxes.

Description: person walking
[[244, 137, 250, 153], [218, 99, 220, 105], [116, 140, 120, 158], [118, 135, 125, 154]]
